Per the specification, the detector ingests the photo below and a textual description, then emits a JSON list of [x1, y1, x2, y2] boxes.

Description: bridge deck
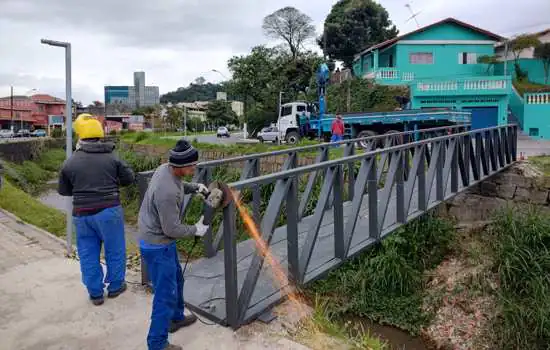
[[183, 166, 496, 326]]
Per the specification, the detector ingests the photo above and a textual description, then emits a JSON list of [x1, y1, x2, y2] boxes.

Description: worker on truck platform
[[58, 113, 135, 306], [138, 138, 210, 350], [331, 114, 344, 144]]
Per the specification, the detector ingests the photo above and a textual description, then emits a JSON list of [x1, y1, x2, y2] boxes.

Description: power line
[[497, 21, 550, 36]]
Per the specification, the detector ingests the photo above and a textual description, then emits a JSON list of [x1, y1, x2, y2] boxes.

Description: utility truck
[[275, 63, 471, 148]]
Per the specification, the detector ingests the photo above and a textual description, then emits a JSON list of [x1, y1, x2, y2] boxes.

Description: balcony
[[363, 68, 416, 85], [411, 76, 512, 97]]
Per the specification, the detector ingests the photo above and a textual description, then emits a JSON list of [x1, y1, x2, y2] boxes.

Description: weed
[[295, 296, 388, 350], [488, 206, 550, 349], [309, 214, 456, 335]]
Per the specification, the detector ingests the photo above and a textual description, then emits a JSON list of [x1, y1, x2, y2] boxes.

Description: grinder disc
[[207, 181, 233, 208]]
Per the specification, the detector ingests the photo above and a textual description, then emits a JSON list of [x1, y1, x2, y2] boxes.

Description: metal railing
[[182, 124, 517, 329], [136, 124, 469, 258]]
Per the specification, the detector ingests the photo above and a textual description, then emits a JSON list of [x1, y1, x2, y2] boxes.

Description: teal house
[[352, 18, 512, 130]]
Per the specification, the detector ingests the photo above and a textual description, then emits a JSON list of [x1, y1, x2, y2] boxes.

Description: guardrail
[[136, 124, 469, 258]]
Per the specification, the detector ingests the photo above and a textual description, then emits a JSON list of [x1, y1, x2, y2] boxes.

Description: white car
[[0, 129, 14, 138], [216, 127, 230, 138], [257, 126, 279, 143]]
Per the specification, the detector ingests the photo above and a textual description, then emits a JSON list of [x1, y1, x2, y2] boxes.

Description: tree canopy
[[160, 81, 223, 103], [534, 43, 550, 84], [206, 100, 238, 125], [262, 7, 316, 60], [319, 0, 398, 68]]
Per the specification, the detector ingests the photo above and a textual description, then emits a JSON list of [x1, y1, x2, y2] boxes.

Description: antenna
[[405, 2, 421, 28]]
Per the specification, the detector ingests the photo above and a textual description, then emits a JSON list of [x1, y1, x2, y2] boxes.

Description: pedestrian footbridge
[[137, 124, 518, 329]]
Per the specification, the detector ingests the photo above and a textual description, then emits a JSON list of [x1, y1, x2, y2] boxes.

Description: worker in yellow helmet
[[58, 113, 135, 306]]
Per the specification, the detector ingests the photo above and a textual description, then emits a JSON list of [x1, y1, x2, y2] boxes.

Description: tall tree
[[509, 34, 542, 80], [319, 0, 398, 68], [206, 100, 238, 125], [194, 76, 206, 85], [534, 43, 550, 84], [262, 7, 316, 60]]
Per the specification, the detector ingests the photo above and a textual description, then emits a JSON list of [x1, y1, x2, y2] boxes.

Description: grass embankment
[[3, 148, 66, 194], [0, 148, 67, 236], [488, 207, 550, 349], [120, 130, 346, 157], [308, 214, 456, 337]]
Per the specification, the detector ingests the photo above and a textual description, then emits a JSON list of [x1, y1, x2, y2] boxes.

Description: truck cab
[[277, 101, 317, 144]]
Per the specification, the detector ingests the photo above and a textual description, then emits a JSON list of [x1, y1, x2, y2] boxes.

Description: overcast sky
[[1, 0, 549, 104]]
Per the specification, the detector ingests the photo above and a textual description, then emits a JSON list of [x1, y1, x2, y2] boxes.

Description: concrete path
[[517, 133, 550, 157], [0, 210, 310, 350]]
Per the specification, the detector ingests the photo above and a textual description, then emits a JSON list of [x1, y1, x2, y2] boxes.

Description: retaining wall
[[446, 162, 550, 223]]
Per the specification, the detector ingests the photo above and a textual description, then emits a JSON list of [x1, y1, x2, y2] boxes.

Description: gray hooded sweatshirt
[[138, 163, 200, 245]]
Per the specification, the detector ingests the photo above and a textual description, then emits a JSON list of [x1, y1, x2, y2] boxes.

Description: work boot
[[169, 314, 197, 333], [90, 295, 104, 306], [163, 344, 182, 350], [107, 282, 127, 299]]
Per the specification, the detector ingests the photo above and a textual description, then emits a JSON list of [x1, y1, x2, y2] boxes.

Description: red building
[[0, 94, 66, 130]]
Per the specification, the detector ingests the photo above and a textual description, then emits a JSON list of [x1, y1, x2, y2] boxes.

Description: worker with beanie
[[58, 113, 135, 306], [138, 138, 210, 350]]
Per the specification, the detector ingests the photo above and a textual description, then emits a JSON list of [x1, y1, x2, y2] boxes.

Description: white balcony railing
[[525, 92, 550, 105]]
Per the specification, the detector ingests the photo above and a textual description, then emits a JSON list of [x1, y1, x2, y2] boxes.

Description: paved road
[[517, 133, 550, 158], [160, 132, 259, 145]]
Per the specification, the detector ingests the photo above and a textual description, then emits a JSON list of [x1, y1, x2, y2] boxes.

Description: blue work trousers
[[331, 134, 343, 147], [73, 205, 126, 298], [141, 242, 185, 350]]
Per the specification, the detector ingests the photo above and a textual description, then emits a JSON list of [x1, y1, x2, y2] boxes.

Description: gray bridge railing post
[[222, 201, 239, 329]]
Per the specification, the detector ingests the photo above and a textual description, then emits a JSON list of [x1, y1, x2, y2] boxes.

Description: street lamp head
[[41, 39, 70, 48]]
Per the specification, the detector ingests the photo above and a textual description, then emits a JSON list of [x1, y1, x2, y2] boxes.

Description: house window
[[409, 52, 433, 64], [529, 128, 539, 137], [458, 52, 477, 64]]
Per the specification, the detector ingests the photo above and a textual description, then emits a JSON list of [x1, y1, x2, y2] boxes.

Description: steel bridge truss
[[136, 124, 517, 330]]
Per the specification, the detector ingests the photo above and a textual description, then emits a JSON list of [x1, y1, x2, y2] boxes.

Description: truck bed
[[308, 108, 471, 134]]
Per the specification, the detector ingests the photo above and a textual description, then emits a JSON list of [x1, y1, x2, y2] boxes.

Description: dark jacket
[[58, 140, 135, 214]]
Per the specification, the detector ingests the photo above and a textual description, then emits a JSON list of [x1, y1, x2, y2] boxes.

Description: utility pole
[[10, 86, 14, 131], [346, 80, 351, 112], [184, 106, 188, 137], [277, 91, 284, 145], [504, 40, 509, 77]]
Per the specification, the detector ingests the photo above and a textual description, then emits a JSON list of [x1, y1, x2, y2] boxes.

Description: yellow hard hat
[[73, 113, 104, 139]]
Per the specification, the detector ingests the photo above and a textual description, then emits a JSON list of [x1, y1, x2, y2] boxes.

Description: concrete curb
[[0, 208, 69, 254]]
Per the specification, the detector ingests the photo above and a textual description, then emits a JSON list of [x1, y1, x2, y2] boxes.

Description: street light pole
[[41, 38, 73, 256], [211, 69, 228, 80], [10, 86, 13, 132]]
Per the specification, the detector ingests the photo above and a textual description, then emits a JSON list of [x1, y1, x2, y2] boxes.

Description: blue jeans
[[141, 242, 185, 350], [74, 205, 126, 298], [331, 134, 343, 147]]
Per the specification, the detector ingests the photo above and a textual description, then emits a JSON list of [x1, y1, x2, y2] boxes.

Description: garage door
[[462, 107, 498, 130]]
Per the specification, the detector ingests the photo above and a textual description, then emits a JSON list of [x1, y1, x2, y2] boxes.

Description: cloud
[[0, 0, 549, 104]]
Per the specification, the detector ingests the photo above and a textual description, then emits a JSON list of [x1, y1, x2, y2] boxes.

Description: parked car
[[216, 126, 230, 138], [15, 129, 31, 138], [31, 129, 47, 137], [0, 129, 14, 138], [257, 126, 279, 143]]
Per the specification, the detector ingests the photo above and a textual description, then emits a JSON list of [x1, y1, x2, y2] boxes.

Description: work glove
[[196, 183, 209, 199], [194, 216, 209, 237]]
